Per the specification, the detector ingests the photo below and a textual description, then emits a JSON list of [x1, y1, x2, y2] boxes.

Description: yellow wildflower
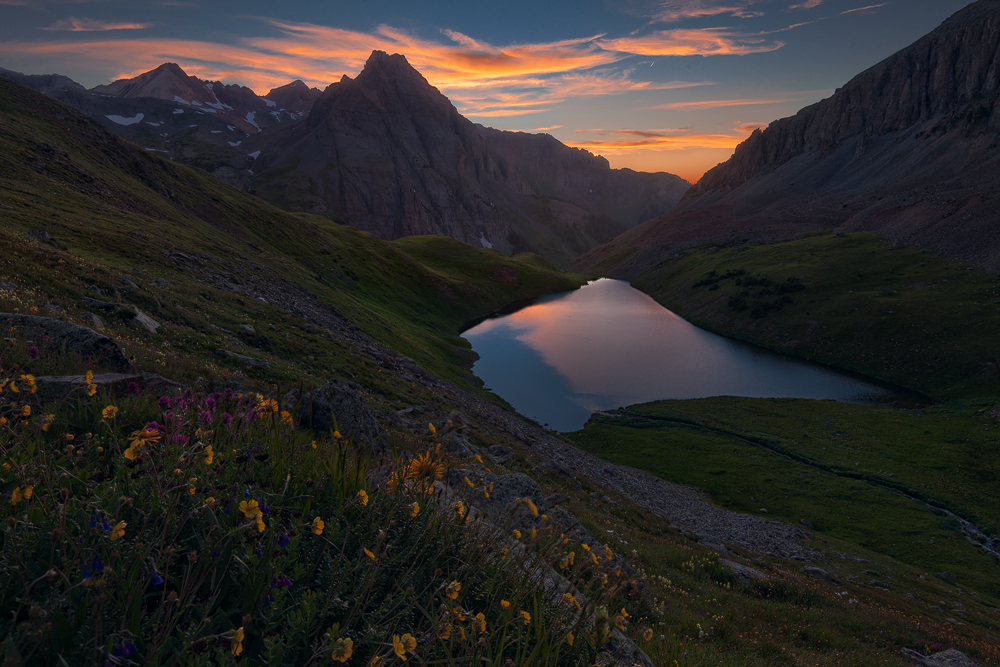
[[474, 613, 486, 633], [20, 375, 36, 394], [85, 370, 94, 385], [591, 553, 600, 565], [439, 623, 452, 641], [475, 454, 483, 463], [566, 631, 575, 646], [453, 500, 464, 517], [530, 527, 537, 541], [109, 521, 126, 541], [10, 487, 23, 505], [101, 405, 118, 419], [1, 463, 8, 470], [614, 608, 629, 630], [87, 383, 97, 396], [331, 637, 353, 663], [238, 500, 259, 519], [501, 600, 510, 609], [364, 548, 375, 561], [525, 498, 538, 517], [406, 451, 445, 483], [410, 502, 420, 517], [604, 544, 613, 560], [280, 410, 293, 424], [464, 476, 474, 488], [21, 405, 30, 417], [519, 610, 531, 625], [311, 517, 324, 535], [562, 593, 576, 605], [512, 529, 521, 539], [581, 543, 590, 552], [427, 422, 436, 434], [0, 417, 6, 426], [643, 627, 654, 642], [457, 626, 466, 642], [256, 515, 266, 532], [311, 440, 317, 449], [445, 580, 461, 600], [203, 445, 213, 465], [231, 627, 245, 656], [333, 430, 342, 439], [9, 380, 18, 393], [23, 486, 33, 500], [41, 414, 54, 431], [357, 489, 369, 506], [401, 633, 417, 653], [204, 497, 216, 508], [65, 434, 74, 441], [392, 635, 406, 660]]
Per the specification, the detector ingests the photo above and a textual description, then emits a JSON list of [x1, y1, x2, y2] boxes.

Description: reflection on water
[[462, 279, 896, 432]]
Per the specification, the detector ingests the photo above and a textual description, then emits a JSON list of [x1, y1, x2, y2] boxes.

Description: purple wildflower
[[199, 410, 212, 424], [151, 571, 164, 585], [221, 412, 233, 425], [225, 387, 234, 399], [205, 397, 216, 411], [158, 396, 170, 410], [277, 533, 291, 549], [127, 382, 140, 395], [28, 346, 38, 359]]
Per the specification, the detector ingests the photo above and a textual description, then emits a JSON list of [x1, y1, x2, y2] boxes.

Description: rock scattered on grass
[[0, 312, 131, 371]]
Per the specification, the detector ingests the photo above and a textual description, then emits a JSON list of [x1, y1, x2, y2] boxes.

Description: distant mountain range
[[575, 0, 1000, 276], [1, 57, 690, 265]]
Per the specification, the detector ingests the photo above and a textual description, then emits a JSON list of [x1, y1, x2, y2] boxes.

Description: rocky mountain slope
[[247, 51, 689, 265], [575, 0, 1000, 277]]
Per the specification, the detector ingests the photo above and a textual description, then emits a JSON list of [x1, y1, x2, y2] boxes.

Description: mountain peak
[[359, 51, 425, 83]]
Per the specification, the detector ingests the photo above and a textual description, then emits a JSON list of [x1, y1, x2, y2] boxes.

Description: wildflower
[[581, 544, 590, 552], [10, 487, 23, 505], [221, 412, 232, 425], [127, 382, 140, 395], [562, 593, 576, 606], [41, 414, 54, 431], [203, 445, 214, 465], [311, 440, 317, 449], [453, 500, 464, 517], [331, 637, 353, 662], [530, 528, 537, 541], [86, 383, 97, 396], [475, 454, 483, 464], [464, 476, 474, 488], [20, 375, 36, 393], [591, 553, 600, 565], [20, 405, 30, 417], [239, 500, 260, 519], [406, 451, 445, 483], [519, 610, 531, 625], [401, 634, 417, 653], [256, 515, 266, 532], [439, 623, 452, 641], [364, 547, 375, 561], [28, 346, 38, 359], [445, 580, 461, 600], [428, 422, 436, 434], [474, 613, 486, 632], [311, 517, 324, 535], [151, 570, 164, 585], [102, 405, 118, 419], [370, 657, 385, 667], [604, 544, 613, 560], [357, 489, 369, 506], [614, 608, 629, 630], [333, 430, 342, 439], [23, 486, 33, 500], [410, 502, 420, 517], [525, 498, 538, 517], [65, 434, 74, 441], [512, 529, 521, 539], [1, 463, 8, 470], [124, 446, 138, 461], [109, 521, 126, 541], [8, 381, 17, 393], [566, 632, 574, 646], [501, 600, 510, 609], [0, 418, 6, 426], [174, 468, 181, 475], [392, 635, 406, 660], [204, 497, 216, 508], [643, 627, 654, 642], [231, 627, 245, 657]]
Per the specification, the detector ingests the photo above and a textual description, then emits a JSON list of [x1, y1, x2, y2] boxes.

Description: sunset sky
[[0, 0, 975, 182]]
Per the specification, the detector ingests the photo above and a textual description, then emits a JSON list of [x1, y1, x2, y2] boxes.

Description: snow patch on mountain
[[245, 111, 259, 130], [264, 98, 276, 107], [105, 113, 144, 126]]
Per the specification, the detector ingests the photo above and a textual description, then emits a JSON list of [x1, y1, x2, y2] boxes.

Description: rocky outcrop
[[247, 51, 688, 265], [283, 380, 387, 454], [0, 313, 132, 372], [901, 647, 980, 667], [576, 0, 1000, 276]]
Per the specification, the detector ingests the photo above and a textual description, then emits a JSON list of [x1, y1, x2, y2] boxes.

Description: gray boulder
[[902, 648, 979, 666], [283, 380, 387, 454], [719, 559, 769, 586], [486, 445, 514, 464], [0, 313, 131, 372], [216, 349, 268, 368], [33, 372, 183, 403], [801, 567, 835, 583]]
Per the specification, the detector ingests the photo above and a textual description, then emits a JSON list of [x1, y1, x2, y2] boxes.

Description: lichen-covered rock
[[0, 312, 131, 372], [283, 380, 387, 454]]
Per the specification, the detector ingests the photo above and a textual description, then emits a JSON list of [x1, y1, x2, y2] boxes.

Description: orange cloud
[[643, 0, 765, 23], [651, 90, 827, 109], [789, 0, 823, 8], [39, 18, 152, 31], [566, 125, 757, 152], [597, 29, 783, 56], [841, 3, 888, 15]]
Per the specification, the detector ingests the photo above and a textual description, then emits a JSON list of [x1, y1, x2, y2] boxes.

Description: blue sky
[[0, 0, 975, 181]]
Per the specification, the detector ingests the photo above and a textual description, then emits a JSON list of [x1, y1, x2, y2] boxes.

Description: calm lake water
[[462, 279, 898, 432]]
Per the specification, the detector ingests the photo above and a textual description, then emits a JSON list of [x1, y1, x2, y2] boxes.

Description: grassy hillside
[[631, 232, 1000, 399], [0, 79, 584, 395]]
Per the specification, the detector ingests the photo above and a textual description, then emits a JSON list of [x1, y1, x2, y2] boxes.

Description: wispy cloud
[[39, 17, 152, 31], [597, 29, 784, 56], [841, 3, 888, 15], [788, 0, 823, 9], [566, 125, 757, 151], [651, 90, 827, 109], [641, 0, 766, 23]]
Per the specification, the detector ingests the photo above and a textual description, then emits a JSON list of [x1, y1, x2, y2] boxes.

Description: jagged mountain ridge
[[575, 0, 1000, 277], [248, 51, 690, 265]]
